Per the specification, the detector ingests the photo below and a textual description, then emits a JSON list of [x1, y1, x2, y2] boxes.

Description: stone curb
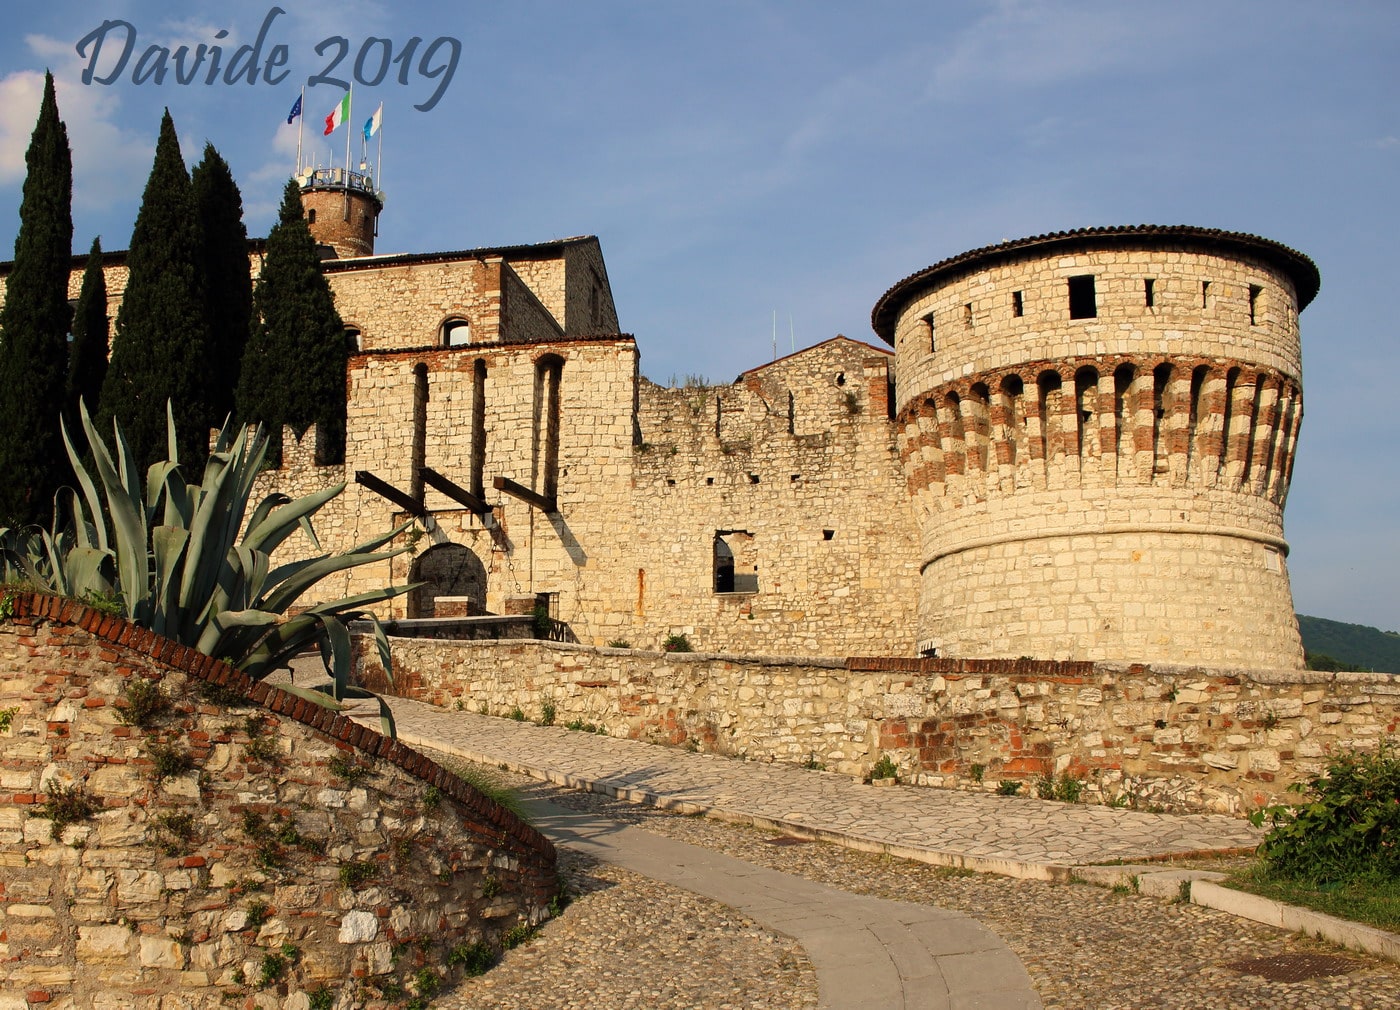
[[396, 728, 1075, 882], [1070, 865, 1400, 965]]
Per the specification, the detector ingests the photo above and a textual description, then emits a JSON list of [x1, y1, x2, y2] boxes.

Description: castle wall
[[0, 594, 556, 1009], [355, 637, 1400, 816], [624, 338, 921, 655], [326, 257, 508, 349], [886, 236, 1311, 667]]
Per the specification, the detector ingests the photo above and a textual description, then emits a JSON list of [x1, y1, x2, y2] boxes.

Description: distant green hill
[[1297, 615, 1400, 674]]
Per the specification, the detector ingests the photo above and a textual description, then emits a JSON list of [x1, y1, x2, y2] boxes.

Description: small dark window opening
[[748, 473, 760, 484], [714, 531, 757, 593], [835, 372, 846, 387], [666, 478, 675, 486], [923, 312, 935, 352], [1068, 275, 1097, 319], [307, 208, 316, 224], [1012, 291, 1023, 317], [1144, 278, 1155, 308], [963, 303, 973, 327], [822, 529, 835, 541], [344, 326, 361, 353], [790, 474, 800, 482], [1201, 281, 1210, 309], [706, 476, 714, 486], [1248, 284, 1262, 325]]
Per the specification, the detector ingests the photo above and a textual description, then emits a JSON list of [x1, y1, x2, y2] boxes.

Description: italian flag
[[324, 94, 350, 136]]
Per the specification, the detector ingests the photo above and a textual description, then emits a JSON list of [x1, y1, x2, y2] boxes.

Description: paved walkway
[[342, 694, 1266, 1010], [367, 694, 1261, 879]]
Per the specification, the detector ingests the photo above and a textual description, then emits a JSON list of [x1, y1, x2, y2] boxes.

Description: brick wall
[[355, 636, 1399, 816], [0, 594, 557, 1009]]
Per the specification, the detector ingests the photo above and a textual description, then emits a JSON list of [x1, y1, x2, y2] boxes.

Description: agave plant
[[0, 403, 412, 735]]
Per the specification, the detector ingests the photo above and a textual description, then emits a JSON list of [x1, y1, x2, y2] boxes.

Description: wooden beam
[[418, 467, 492, 514], [492, 476, 556, 513], [354, 471, 427, 517]]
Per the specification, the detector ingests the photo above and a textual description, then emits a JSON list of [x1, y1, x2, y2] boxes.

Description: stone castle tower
[[872, 226, 1319, 668], [299, 167, 382, 258]]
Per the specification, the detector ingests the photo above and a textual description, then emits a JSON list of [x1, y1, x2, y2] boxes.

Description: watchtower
[[872, 226, 1319, 668], [299, 167, 383, 258]]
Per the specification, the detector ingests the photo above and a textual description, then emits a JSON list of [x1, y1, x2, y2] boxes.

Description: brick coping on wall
[[3, 590, 554, 862], [387, 634, 1391, 688]]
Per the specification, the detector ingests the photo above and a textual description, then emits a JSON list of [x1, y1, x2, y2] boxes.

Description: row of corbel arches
[[898, 357, 1302, 505]]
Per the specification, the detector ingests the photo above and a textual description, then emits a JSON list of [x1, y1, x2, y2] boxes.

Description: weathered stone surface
[[0, 602, 559, 1008]]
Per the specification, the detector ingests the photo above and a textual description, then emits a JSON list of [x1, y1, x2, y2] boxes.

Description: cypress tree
[[192, 143, 251, 430], [237, 179, 346, 465], [99, 109, 211, 468], [66, 237, 108, 427], [0, 71, 73, 526]]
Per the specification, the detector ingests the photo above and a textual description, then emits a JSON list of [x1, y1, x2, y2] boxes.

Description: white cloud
[[929, 0, 1191, 100], [0, 34, 154, 219]]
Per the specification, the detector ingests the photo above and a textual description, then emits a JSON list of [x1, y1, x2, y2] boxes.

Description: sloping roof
[[739, 334, 892, 380], [870, 225, 1321, 343]]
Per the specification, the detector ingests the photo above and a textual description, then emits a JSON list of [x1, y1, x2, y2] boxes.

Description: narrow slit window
[[1248, 284, 1262, 325], [923, 312, 936, 352], [1068, 275, 1097, 319], [1201, 281, 1210, 309], [963, 303, 973, 327], [1144, 278, 1155, 308], [1012, 291, 1023, 317]]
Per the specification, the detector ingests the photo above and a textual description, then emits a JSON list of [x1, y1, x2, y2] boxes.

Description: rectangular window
[[1144, 278, 1155, 308], [963, 303, 973, 327], [1248, 284, 1262, 325], [1201, 280, 1210, 309], [1012, 290, 1023, 317], [713, 530, 758, 594], [1068, 275, 1097, 319], [922, 312, 936, 353]]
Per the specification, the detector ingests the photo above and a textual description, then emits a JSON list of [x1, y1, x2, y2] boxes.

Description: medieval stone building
[[2, 170, 1319, 669]]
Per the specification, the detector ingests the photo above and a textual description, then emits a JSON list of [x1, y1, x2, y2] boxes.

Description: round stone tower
[[298, 168, 382, 258], [871, 226, 1319, 668]]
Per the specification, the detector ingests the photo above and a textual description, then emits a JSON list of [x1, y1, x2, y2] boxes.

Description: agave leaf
[[64, 547, 113, 600], [315, 613, 353, 701], [79, 406, 149, 619], [61, 412, 109, 554], [256, 546, 410, 616], [273, 681, 348, 712], [240, 482, 344, 557], [150, 526, 190, 638], [334, 685, 397, 739]]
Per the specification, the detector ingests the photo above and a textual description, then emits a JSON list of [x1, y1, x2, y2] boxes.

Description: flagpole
[[376, 108, 383, 196], [343, 84, 353, 221], [295, 85, 304, 177]]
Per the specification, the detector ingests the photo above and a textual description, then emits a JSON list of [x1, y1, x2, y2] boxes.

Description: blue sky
[[0, 2, 1395, 633]]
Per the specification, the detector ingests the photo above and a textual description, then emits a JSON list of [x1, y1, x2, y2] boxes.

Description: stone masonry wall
[[889, 238, 1309, 668], [624, 337, 922, 655], [355, 636, 1399, 816], [0, 594, 557, 1010]]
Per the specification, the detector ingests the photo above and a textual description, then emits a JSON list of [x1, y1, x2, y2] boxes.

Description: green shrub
[[540, 700, 556, 726], [662, 633, 692, 653], [339, 860, 378, 889], [996, 780, 1022, 796], [1251, 744, 1400, 885], [870, 755, 898, 781], [448, 940, 497, 977], [36, 782, 96, 838], [119, 677, 169, 728]]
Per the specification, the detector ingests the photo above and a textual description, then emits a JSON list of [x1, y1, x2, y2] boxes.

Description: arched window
[[344, 325, 362, 353], [441, 317, 471, 347]]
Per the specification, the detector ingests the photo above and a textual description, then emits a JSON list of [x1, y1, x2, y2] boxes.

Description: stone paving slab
[[524, 795, 1041, 1010], [353, 693, 1261, 878]]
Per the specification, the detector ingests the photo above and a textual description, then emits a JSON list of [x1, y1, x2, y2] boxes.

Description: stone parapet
[[355, 636, 1398, 816]]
